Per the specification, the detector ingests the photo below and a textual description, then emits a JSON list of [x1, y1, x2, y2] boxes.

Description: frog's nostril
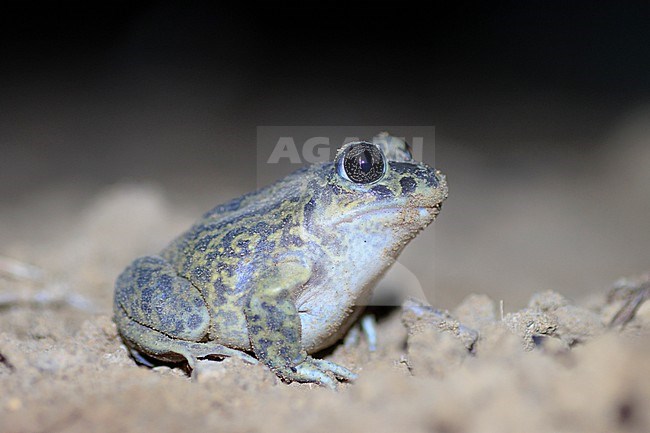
[[426, 171, 439, 188]]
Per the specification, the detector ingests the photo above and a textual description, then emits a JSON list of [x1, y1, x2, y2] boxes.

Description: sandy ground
[[0, 184, 649, 433]]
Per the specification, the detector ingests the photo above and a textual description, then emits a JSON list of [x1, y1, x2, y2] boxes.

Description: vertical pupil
[[358, 149, 373, 173]]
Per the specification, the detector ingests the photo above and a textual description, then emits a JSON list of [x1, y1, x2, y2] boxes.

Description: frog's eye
[[337, 141, 386, 184]]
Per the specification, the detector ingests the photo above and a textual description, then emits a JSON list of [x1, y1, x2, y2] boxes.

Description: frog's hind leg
[[114, 255, 256, 369], [115, 308, 256, 369]]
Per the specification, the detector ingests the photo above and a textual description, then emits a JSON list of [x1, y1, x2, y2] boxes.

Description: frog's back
[[159, 166, 319, 347], [163, 166, 317, 269]]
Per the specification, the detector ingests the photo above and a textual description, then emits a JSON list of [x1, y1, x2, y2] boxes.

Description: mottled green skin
[[114, 138, 448, 387]]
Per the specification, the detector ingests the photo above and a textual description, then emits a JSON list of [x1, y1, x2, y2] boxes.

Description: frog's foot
[[402, 298, 479, 352], [344, 314, 378, 352], [284, 356, 358, 389], [608, 275, 650, 329]]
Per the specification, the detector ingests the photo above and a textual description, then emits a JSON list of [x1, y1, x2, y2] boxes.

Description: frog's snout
[[425, 201, 443, 219]]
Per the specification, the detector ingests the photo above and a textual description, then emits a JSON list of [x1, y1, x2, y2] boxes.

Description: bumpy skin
[[114, 136, 448, 387]]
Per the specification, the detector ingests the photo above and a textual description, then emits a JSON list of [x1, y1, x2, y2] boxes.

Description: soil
[[1, 184, 649, 433]]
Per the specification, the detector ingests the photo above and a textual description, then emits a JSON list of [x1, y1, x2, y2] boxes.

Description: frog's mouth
[[332, 202, 442, 226]]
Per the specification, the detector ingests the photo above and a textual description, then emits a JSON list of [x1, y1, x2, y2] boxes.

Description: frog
[[113, 135, 448, 388]]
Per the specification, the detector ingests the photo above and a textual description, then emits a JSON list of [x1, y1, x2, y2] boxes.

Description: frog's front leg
[[244, 261, 357, 388]]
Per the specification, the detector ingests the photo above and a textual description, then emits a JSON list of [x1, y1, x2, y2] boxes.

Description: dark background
[[3, 1, 649, 195], [2, 1, 649, 307]]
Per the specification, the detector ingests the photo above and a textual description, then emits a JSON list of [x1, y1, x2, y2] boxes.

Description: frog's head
[[305, 137, 448, 262]]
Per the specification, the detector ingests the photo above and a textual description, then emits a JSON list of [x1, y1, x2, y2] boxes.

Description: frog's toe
[[343, 314, 378, 352], [343, 325, 361, 348], [177, 342, 259, 370], [608, 279, 650, 329], [129, 347, 157, 367], [226, 349, 259, 365], [192, 344, 259, 365], [293, 362, 338, 389], [285, 357, 356, 388], [360, 315, 378, 352], [311, 358, 358, 381]]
